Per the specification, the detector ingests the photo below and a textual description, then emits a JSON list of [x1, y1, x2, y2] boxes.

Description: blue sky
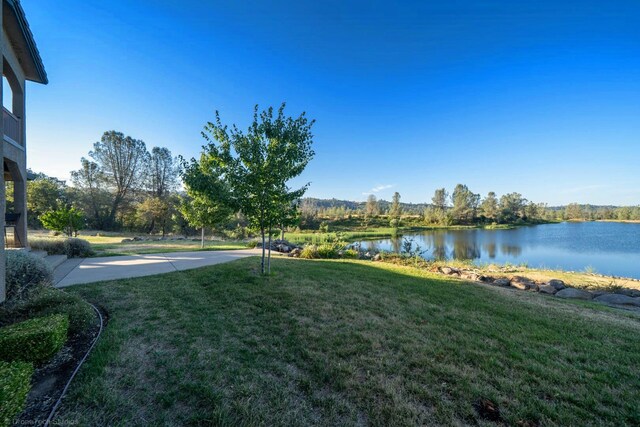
[[20, 0, 640, 205]]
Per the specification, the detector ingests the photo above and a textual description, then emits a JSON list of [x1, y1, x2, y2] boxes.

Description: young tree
[[198, 103, 315, 273], [180, 156, 234, 248], [40, 206, 85, 237]]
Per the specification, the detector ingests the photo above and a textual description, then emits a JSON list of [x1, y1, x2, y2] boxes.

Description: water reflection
[[352, 222, 640, 279]]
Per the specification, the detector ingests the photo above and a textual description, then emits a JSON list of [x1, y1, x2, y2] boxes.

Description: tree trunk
[[260, 229, 266, 274], [280, 224, 285, 241], [201, 227, 205, 249], [267, 227, 272, 275]]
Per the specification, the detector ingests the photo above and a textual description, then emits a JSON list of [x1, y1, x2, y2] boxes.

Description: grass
[[55, 257, 640, 426]]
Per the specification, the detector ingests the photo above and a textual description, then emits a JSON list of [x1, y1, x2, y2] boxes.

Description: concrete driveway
[[55, 249, 262, 287]]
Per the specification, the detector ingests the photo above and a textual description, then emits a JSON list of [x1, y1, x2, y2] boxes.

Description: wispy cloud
[[362, 184, 393, 195]]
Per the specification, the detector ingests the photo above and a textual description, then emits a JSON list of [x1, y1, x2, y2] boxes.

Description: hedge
[[0, 314, 69, 364], [0, 361, 33, 427]]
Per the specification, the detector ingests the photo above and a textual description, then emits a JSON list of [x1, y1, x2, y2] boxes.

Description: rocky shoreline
[[437, 266, 640, 311]]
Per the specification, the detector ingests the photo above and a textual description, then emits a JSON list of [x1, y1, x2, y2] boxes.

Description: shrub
[[246, 240, 258, 249], [318, 221, 329, 233], [342, 249, 359, 259], [5, 251, 53, 304], [0, 314, 69, 364], [0, 361, 33, 427], [63, 238, 94, 258], [28, 237, 93, 258], [317, 244, 338, 259], [28, 238, 65, 255], [0, 288, 95, 337], [299, 245, 319, 259]]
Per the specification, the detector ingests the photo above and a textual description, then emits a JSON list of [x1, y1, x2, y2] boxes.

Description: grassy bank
[[56, 258, 640, 425]]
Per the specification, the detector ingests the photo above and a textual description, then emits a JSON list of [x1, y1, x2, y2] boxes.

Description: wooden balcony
[[3, 107, 21, 146]]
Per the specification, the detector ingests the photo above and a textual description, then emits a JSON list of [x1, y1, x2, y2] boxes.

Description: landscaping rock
[[555, 288, 593, 300], [441, 267, 460, 275], [289, 247, 302, 257], [538, 284, 558, 295], [121, 238, 133, 243], [460, 272, 481, 281], [510, 276, 537, 291], [594, 293, 640, 307], [372, 254, 382, 261], [493, 278, 511, 287], [547, 279, 566, 290]]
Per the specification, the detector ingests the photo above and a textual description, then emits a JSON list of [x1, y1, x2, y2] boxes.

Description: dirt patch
[[15, 304, 108, 425], [473, 398, 503, 423]]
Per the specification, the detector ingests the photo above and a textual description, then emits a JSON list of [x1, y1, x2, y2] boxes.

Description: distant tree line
[[560, 203, 640, 221], [297, 186, 639, 229]]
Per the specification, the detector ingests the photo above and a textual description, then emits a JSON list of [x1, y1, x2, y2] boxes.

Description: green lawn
[[56, 258, 640, 426]]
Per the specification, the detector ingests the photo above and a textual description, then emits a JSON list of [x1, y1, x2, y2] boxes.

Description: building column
[[0, 64, 5, 302], [5, 161, 26, 248]]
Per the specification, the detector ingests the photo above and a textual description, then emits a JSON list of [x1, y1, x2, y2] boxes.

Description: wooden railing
[[3, 107, 20, 145]]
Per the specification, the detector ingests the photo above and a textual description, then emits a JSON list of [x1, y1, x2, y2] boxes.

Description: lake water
[[353, 222, 640, 279]]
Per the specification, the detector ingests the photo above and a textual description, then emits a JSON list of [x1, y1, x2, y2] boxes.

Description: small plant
[[317, 244, 338, 259], [0, 360, 33, 427], [300, 245, 319, 259], [319, 221, 329, 233], [0, 314, 69, 364], [5, 251, 53, 304], [246, 240, 258, 249], [400, 237, 427, 266], [342, 249, 359, 259]]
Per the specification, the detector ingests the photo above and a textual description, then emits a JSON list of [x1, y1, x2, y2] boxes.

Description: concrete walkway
[[55, 249, 261, 287]]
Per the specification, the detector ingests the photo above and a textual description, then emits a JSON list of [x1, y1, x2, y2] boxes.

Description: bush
[[0, 288, 95, 337], [0, 361, 33, 427], [246, 240, 258, 249], [5, 251, 53, 304], [299, 245, 319, 259], [63, 238, 94, 258], [317, 244, 338, 259], [28, 238, 65, 255], [342, 249, 359, 259], [0, 314, 69, 364], [28, 237, 93, 258]]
